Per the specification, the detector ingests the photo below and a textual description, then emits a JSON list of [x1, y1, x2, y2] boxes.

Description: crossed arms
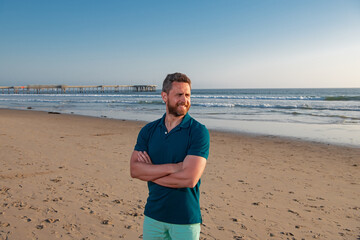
[[130, 151, 206, 188]]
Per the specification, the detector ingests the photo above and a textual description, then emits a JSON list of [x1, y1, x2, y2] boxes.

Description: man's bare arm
[[152, 155, 206, 188], [130, 151, 182, 182]]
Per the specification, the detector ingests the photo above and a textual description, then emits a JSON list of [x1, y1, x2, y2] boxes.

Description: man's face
[[162, 82, 191, 117]]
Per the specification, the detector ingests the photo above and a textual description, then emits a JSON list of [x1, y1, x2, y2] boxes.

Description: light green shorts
[[143, 216, 201, 240]]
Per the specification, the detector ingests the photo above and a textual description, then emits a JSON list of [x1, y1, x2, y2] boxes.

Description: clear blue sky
[[0, 0, 359, 88]]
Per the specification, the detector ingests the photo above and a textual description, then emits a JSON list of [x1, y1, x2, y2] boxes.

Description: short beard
[[168, 103, 191, 117]]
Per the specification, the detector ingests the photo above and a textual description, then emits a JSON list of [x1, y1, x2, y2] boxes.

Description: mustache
[[176, 102, 190, 107]]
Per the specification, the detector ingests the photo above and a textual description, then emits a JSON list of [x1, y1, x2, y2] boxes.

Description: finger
[[143, 151, 152, 163], [137, 152, 146, 162], [144, 152, 152, 164]]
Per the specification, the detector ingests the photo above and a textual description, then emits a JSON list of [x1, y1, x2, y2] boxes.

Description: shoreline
[[1, 108, 360, 239], [1, 87, 359, 148], [2, 107, 359, 149]]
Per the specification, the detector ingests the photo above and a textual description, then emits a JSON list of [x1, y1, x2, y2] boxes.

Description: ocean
[[1, 88, 359, 147]]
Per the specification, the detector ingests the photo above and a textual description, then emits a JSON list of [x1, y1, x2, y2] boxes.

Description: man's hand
[[152, 155, 206, 189], [137, 151, 152, 164]]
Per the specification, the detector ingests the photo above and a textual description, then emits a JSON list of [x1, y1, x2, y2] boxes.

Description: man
[[130, 72, 210, 240]]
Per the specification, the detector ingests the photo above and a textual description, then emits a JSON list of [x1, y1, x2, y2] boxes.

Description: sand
[[0, 109, 359, 240]]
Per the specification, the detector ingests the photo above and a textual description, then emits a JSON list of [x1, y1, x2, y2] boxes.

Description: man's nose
[[179, 94, 186, 102]]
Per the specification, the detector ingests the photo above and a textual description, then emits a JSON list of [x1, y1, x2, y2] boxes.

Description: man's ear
[[161, 91, 167, 103]]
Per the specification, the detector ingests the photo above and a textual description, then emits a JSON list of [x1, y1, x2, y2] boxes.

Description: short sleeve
[[187, 124, 210, 159], [134, 126, 149, 152]]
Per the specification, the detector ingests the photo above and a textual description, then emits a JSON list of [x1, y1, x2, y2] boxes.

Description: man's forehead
[[170, 82, 191, 91], [169, 88, 191, 95]]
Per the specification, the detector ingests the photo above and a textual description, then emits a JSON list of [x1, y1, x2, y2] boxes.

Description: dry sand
[[0, 109, 359, 240]]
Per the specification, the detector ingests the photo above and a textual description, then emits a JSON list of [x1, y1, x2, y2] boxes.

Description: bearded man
[[130, 72, 210, 240]]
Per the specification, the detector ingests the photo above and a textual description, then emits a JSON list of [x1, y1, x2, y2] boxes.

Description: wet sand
[[0, 109, 359, 239]]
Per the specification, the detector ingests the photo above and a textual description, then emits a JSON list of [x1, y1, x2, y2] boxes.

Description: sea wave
[[288, 111, 360, 120], [191, 95, 322, 101], [324, 96, 360, 101], [1, 96, 359, 112], [0, 97, 162, 105], [4, 93, 360, 102], [191, 102, 360, 112]]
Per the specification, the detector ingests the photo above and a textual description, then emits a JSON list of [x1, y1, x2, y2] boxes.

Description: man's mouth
[[177, 103, 189, 107]]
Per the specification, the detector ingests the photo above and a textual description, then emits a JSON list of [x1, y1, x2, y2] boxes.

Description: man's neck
[[164, 113, 185, 132]]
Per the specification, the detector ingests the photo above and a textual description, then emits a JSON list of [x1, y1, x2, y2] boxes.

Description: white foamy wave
[[191, 95, 322, 101]]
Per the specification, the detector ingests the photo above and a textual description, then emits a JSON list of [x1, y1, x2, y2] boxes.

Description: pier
[[0, 84, 157, 94]]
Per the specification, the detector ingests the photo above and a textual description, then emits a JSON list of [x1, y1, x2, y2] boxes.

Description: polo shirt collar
[[179, 113, 191, 129]]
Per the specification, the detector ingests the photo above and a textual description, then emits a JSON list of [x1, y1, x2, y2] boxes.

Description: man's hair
[[162, 72, 191, 93]]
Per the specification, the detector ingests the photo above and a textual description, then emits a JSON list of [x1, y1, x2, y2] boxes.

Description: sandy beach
[[0, 109, 359, 240]]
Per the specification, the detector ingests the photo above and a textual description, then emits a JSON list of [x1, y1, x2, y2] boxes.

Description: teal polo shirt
[[134, 113, 210, 224]]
